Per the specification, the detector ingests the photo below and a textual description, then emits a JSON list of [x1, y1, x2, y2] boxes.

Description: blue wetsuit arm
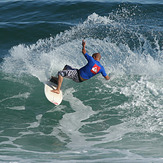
[[101, 67, 110, 80]]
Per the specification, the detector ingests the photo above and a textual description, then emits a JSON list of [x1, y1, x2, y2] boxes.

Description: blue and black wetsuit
[[58, 53, 107, 83], [79, 53, 107, 80]]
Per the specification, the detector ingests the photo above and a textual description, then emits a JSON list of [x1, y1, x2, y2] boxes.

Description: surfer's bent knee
[[58, 71, 66, 77]]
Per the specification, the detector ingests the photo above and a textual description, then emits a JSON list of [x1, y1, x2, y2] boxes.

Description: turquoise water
[[0, 0, 163, 162]]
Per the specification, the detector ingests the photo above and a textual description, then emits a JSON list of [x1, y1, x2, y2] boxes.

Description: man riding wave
[[51, 40, 110, 94]]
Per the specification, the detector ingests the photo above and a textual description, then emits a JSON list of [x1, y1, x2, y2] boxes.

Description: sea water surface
[[0, 0, 163, 162]]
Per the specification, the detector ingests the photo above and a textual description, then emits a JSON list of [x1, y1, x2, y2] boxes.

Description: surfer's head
[[92, 53, 101, 61]]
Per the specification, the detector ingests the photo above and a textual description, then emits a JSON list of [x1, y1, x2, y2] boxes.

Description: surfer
[[51, 40, 110, 94]]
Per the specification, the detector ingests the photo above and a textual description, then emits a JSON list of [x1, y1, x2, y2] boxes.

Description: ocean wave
[[0, 2, 163, 162]]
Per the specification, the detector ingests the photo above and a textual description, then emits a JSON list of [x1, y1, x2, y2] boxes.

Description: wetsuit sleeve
[[101, 67, 107, 77], [84, 53, 91, 61]]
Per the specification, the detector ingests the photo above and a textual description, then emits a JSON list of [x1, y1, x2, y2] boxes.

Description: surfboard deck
[[44, 77, 63, 105]]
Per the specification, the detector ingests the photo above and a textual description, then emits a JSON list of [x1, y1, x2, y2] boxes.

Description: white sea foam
[[2, 12, 162, 84], [0, 92, 30, 103], [27, 114, 43, 129], [50, 88, 95, 150], [7, 106, 25, 111]]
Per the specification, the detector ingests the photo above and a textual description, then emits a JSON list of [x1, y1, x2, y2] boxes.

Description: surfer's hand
[[82, 40, 86, 47], [105, 75, 110, 80]]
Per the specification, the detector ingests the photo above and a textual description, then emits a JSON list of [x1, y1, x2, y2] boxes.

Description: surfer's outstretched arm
[[82, 40, 86, 55]]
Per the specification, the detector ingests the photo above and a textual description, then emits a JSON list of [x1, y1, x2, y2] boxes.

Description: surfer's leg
[[51, 74, 63, 94], [51, 68, 79, 94]]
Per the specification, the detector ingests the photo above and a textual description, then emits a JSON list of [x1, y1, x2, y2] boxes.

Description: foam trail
[[53, 88, 95, 151], [27, 114, 43, 129], [0, 92, 30, 103], [7, 106, 25, 111]]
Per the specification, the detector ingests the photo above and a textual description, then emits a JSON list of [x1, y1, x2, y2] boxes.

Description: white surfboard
[[44, 81, 63, 105]]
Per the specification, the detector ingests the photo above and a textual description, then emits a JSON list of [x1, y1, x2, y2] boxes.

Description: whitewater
[[0, 0, 163, 162]]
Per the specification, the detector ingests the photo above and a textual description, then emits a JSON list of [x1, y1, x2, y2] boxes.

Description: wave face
[[0, 1, 163, 162]]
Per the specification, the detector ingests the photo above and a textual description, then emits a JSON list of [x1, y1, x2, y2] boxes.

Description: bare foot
[[51, 89, 60, 94]]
